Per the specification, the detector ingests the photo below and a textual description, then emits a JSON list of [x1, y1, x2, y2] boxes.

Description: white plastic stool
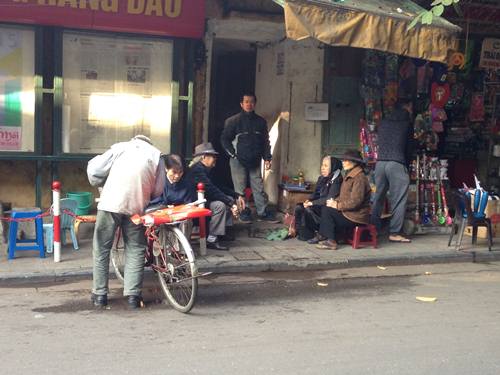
[[43, 223, 53, 253]]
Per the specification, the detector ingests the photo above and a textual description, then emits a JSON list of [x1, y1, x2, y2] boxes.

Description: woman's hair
[[164, 154, 184, 171]]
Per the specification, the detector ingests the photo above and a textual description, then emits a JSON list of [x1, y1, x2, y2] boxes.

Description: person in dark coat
[[316, 150, 371, 250], [220, 92, 277, 223], [190, 143, 245, 251], [371, 98, 414, 243], [292, 156, 343, 243], [149, 154, 196, 207]]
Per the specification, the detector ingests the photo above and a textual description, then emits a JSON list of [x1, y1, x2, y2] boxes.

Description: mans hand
[[231, 204, 239, 218], [264, 160, 272, 170], [237, 196, 246, 211], [326, 198, 338, 209], [303, 200, 313, 208]]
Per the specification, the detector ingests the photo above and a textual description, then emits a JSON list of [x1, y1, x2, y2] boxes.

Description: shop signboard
[[0, 0, 205, 39], [479, 38, 500, 70], [305, 103, 329, 121]]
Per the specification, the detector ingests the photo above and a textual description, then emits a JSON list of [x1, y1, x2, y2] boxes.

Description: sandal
[[315, 240, 338, 250], [389, 235, 411, 243]]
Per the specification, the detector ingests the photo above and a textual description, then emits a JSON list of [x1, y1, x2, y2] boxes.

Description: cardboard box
[[278, 186, 313, 214], [464, 223, 500, 238]]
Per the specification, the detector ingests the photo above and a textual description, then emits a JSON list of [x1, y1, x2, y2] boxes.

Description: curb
[[3, 250, 500, 284]]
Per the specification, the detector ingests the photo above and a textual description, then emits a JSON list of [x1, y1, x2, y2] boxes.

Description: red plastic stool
[[348, 224, 377, 249], [244, 187, 253, 202]]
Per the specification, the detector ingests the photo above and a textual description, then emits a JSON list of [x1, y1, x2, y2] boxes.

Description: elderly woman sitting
[[316, 149, 371, 250], [292, 155, 343, 243]]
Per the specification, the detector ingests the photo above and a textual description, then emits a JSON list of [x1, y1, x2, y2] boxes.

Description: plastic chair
[[8, 208, 45, 259], [347, 224, 378, 249], [448, 190, 493, 251], [44, 198, 79, 251]]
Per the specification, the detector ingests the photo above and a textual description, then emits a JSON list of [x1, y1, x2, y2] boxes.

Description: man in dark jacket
[[190, 143, 244, 251], [371, 98, 415, 243], [221, 93, 276, 223]]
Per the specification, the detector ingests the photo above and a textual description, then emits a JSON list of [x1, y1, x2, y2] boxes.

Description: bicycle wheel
[[110, 228, 125, 283], [153, 226, 198, 313]]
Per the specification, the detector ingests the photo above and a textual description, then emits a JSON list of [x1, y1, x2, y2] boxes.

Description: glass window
[[0, 25, 35, 152], [62, 31, 173, 154]]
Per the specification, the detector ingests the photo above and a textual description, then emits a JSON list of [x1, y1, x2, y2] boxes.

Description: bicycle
[[110, 201, 211, 313]]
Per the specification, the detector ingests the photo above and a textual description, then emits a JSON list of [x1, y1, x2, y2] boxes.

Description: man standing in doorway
[[371, 98, 415, 243], [221, 92, 277, 223], [87, 135, 166, 309]]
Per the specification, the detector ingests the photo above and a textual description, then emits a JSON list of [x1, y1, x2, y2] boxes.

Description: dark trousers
[[319, 206, 356, 241], [294, 204, 322, 240]]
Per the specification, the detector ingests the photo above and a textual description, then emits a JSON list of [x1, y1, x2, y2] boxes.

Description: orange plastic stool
[[348, 224, 377, 249]]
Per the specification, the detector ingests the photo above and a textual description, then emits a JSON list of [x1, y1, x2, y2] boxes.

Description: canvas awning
[[276, 0, 461, 63]]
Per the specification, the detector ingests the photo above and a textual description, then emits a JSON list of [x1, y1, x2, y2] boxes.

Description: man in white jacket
[[87, 135, 166, 309]]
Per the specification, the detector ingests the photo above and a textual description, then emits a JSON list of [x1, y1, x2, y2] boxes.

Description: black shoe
[[127, 295, 143, 309], [207, 241, 229, 251], [307, 234, 326, 245], [219, 233, 235, 242], [239, 209, 253, 224], [91, 293, 108, 308]]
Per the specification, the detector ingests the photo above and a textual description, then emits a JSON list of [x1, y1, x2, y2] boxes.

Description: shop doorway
[[323, 47, 365, 156], [208, 39, 256, 189]]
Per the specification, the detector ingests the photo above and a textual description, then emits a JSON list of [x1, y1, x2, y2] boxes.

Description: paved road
[[1, 263, 500, 375]]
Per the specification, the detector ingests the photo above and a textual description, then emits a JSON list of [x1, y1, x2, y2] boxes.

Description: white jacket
[[87, 137, 166, 216]]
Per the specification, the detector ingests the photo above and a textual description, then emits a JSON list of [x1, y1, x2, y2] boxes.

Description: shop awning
[[275, 0, 461, 63]]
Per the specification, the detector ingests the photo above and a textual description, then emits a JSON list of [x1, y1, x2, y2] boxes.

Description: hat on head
[[341, 149, 365, 165], [193, 142, 219, 157]]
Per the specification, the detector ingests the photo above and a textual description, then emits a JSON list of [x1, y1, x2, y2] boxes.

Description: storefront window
[[62, 31, 173, 154], [0, 25, 35, 152]]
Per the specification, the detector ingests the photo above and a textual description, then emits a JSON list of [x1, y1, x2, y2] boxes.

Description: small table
[[278, 185, 313, 213]]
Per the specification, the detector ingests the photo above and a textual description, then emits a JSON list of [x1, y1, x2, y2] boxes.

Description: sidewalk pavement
[[1, 221, 500, 282]]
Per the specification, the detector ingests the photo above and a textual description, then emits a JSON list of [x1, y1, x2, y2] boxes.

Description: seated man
[[190, 142, 244, 251]]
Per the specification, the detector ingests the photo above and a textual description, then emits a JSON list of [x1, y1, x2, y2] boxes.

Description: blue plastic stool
[[43, 223, 54, 254], [8, 209, 45, 259]]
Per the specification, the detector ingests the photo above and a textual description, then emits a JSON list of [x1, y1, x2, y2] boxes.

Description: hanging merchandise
[[359, 121, 378, 162], [385, 54, 399, 82], [431, 82, 451, 108], [448, 73, 465, 107], [411, 153, 451, 230], [416, 63, 430, 94], [448, 52, 466, 71], [383, 81, 398, 111], [363, 50, 385, 88], [436, 158, 451, 225], [430, 103, 447, 133], [430, 62, 448, 83], [469, 93, 485, 122], [414, 155, 420, 224], [399, 58, 415, 97]]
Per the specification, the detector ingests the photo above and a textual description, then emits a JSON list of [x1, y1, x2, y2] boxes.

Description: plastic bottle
[[298, 170, 305, 187]]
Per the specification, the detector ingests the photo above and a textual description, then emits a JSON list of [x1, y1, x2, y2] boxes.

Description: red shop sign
[[0, 0, 205, 39]]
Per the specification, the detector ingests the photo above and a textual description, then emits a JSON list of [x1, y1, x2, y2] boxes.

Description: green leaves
[[432, 4, 444, 16], [422, 10, 434, 24], [407, 0, 460, 29], [407, 14, 422, 30]]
